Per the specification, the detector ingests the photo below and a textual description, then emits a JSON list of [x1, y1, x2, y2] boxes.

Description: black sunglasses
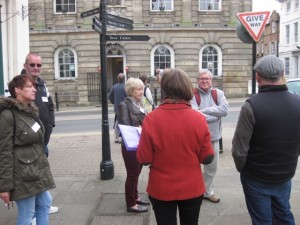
[[28, 63, 42, 68]]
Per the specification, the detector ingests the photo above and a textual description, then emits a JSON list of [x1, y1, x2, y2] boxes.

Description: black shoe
[[219, 149, 223, 154], [127, 204, 148, 213], [136, 199, 150, 205]]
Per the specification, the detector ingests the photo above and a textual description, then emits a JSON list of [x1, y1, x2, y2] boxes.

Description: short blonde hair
[[125, 77, 144, 96]]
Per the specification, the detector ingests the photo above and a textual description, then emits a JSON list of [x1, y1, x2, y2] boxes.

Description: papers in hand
[[118, 124, 141, 151]]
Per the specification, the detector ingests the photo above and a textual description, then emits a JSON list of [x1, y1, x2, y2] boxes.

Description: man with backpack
[[191, 69, 228, 203]]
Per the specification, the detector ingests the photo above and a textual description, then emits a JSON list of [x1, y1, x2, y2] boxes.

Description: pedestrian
[[190, 69, 229, 203], [232, 55, 300, 225], [108, 73, 127, 143], [117, 77, 149, 213], [0, 75, 56, 225], [139, 74, 154, 113], [23, 52, 58, 215], [137, 68, 214, 225]]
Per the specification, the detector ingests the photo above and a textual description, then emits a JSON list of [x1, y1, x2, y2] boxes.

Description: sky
[[252, 0, 281, 12]]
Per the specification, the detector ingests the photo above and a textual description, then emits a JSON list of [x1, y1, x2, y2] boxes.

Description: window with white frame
[[271, 21, 276, 33], [285, 57, 290, 76], [55, 0, 76, 13], [107, 0, 122, 6], [199, 0, 221, 11], [296, 0, 299, 10], [151, 45, 175, 76], [286, 24, 290, 44], [199, 44, 222, 76], [55, 47, 77, 79], [271, 42, 276, 55], [294, 22, 298, 43], [287, 0, 291, 13], [151, 0, 173, 11], [294, 56, 299, 77]]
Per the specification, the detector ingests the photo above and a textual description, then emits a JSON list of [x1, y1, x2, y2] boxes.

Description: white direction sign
[[237, 11, 270, 42]]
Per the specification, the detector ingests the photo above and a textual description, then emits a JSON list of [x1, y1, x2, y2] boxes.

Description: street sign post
[[106, 13, 133, 25], [237, 11, 270, 95], [106, 18, 133, 30], [106, 35, 150, 41], [80, 8, 100, 18], [237, 11, 270, 42], [92, 16, 102, 33]]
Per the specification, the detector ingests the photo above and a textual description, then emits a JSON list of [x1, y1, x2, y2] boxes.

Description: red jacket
[[137, 102, 213, 201]]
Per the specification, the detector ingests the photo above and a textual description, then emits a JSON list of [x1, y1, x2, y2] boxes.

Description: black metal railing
[[87, 72, 101, 103]]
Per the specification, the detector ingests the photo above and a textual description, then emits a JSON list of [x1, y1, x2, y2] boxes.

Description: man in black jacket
[[232, 55, 300, 225], [23, 52, 58, 215]]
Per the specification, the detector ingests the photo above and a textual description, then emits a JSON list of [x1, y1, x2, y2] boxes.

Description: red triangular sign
[[237, 11, 270, 42]]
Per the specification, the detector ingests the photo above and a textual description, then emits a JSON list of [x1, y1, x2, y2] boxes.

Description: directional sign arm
[[106, 35, 150, 41]]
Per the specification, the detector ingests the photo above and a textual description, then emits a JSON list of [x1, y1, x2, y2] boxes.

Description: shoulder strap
[[193, 88, 200, 106], [211, 89, 218, 105], [193, 88, 218, 106], [144, 85, 148, 97]]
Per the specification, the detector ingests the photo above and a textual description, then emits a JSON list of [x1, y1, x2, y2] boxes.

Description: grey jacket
[[191, 87, 229, 141], [0, 97, 55, 201]]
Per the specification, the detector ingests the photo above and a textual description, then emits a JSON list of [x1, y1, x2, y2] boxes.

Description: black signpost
[[80, 7, 100, 18], [106, 35, 150, 41], [83, 1, 150, 180], [92, 16, 102, 34]]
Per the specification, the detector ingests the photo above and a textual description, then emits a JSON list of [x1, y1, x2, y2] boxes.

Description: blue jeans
[[149, 195, 203, 225], [15, 191, 52, 225], [241, 174, 295, 225]]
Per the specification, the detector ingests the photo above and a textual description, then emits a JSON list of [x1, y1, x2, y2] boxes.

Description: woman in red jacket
[[137, 68, 214, 225]]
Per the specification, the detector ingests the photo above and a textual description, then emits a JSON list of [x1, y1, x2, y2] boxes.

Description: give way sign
[[237, 11, 270, 42]]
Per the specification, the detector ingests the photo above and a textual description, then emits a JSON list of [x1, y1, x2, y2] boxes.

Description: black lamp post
[[99, 0, 114, 180]]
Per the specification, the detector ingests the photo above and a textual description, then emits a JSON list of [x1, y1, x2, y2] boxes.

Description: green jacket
[[0, 97, 55, 201]]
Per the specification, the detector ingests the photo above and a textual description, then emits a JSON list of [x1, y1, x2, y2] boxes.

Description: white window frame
[[271, 21, 276, 33], [199, 0, 222, 11], [54, 47, 78, 80], [199, 44, 222, 76], [287, 0, 291, 13], [285, 57, 290, 76], [54, 0, 76, 14], [286, 24, 290, 44], [294, 22, 298, 43], [150, 44, 175, 77], [296, 0, 299, 10], [151, 0, 174, 11]]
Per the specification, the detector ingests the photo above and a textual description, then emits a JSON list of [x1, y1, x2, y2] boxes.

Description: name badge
[[42, 97, 48, 102], [31, 122, 41, 133]]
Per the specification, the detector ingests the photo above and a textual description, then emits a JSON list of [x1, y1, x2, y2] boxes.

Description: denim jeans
[[15, 191, 52, 225], [149, 195, 203, 225], [241, 174, 295, 225]]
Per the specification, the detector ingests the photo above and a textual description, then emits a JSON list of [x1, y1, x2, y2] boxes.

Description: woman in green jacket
[[0, 75, 56, 225]]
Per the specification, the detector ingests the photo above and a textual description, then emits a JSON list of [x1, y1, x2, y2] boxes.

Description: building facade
[[276, 0, 300, 78], [28, 0, 253, 107], [257, 10, 280, 59], [0, 0, 30, 94]]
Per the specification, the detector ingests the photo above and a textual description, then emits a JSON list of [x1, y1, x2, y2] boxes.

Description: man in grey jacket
[[108, 73, 127, 143], [191, 69, 228, 203]]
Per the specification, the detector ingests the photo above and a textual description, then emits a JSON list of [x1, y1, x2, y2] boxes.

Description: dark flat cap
[[253, 55, 284, 79]]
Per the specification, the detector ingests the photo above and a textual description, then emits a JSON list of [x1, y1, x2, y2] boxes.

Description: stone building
[[28, 0, 253, 107], [257, 10, 280, 59]]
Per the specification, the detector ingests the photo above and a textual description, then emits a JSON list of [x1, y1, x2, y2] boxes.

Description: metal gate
[[87, 72, 101, 103]]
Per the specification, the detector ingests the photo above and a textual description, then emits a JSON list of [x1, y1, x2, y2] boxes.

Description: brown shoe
[[204, 195, 220, 203]]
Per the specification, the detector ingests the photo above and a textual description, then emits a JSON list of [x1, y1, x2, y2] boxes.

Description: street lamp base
[[100, 160, 114, 180]]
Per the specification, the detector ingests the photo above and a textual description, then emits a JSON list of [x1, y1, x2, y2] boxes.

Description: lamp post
[[0, 5, 4, 95], [99, 0, 114, 180]]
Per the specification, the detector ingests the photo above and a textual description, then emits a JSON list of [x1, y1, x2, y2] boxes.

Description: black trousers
[[149, 195, 203, 225]]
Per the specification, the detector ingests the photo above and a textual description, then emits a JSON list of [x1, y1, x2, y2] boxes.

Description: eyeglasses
[[27, 63, 42, 68], [197, 77, 211, 82]]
